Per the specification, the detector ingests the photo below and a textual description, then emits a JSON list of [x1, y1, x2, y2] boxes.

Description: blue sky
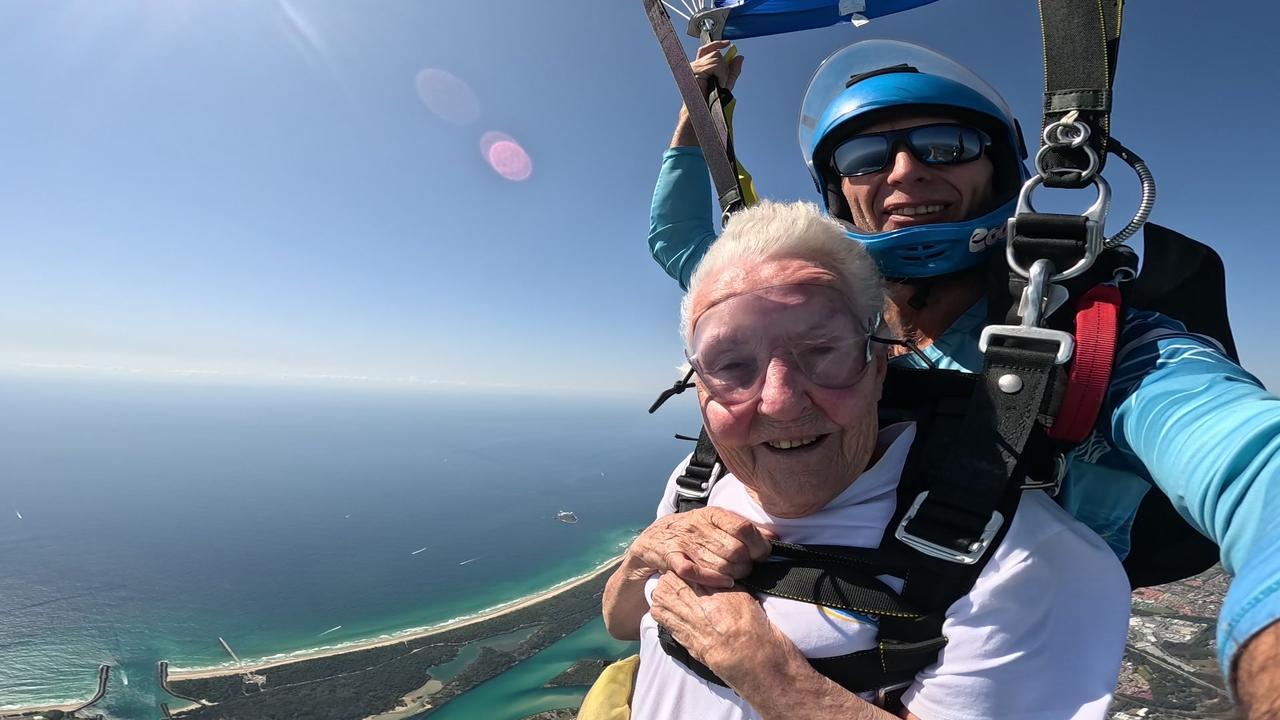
[[2, 0, 1278, 396]]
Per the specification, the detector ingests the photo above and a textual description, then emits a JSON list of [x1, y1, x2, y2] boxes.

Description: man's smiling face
[[839, 114, 995, 233]]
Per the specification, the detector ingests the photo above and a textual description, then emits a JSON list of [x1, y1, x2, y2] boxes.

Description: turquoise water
[[0, 378, 697, 718], [426, 625, 540, 684], [423, 619, 636, 720]]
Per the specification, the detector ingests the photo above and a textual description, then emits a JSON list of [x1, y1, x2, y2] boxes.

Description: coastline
[[167, 553, 623, 682], [0, 700, 83, 719]]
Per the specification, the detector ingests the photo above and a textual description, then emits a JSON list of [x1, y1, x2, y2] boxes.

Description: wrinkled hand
[[691, 40, 745, 92], [650, 572, 795, 690], [626, 506, 775, 588]]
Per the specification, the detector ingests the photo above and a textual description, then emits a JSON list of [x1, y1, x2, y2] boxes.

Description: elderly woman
[[601, 201, 1131, 720]]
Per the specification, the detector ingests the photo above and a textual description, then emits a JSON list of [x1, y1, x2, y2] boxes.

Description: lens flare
[[415, 68, 480, 126], [479, 131, 533, 182]]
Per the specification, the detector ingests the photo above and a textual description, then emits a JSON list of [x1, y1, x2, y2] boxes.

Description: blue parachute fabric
[[713, 0, 942, 39]]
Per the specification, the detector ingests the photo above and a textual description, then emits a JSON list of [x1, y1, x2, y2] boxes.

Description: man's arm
[[1106, 311, 1280, 702], [649, 147, 717, 289], [649, 41, 743, 289], [1236, 619, 1280, 719]]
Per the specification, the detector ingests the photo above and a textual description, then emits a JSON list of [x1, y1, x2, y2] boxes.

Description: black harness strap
[[896, 345, 1055, 559], [1037, 0, 1124, 188], [643, 0, 746, 217], [674, 428, 725, 513]]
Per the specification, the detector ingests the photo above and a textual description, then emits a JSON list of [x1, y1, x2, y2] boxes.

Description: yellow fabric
[[577, 654, 639, 720]]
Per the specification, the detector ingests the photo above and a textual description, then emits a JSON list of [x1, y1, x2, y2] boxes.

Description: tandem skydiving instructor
[[642, 38, 1280, 716]]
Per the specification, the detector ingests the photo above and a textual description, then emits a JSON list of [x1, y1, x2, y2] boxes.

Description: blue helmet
[[799, 40, 1030, 279]]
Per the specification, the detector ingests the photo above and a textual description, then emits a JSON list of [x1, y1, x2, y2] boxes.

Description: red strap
[[1047, 284, 1121, 443]]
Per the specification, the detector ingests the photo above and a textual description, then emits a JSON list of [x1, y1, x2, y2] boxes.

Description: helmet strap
[[908, 283, 933, 310]]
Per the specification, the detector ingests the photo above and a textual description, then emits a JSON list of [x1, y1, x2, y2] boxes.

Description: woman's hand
[[650, 572, 795, 689], [626, 506, 775, 589], [602, 506, 773, 640], [651, 573, 910, 720]]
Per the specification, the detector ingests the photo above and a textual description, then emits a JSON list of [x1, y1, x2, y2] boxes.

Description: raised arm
[[649, 41, 743, 289]]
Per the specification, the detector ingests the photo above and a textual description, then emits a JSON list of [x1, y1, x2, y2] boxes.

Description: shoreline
[[0, 700, 84, 718], [167, 554, 623, 682]]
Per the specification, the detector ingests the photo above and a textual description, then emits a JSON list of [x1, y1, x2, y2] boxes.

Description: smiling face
[[840, 114, 995, 233], [688, 258, 886, 518]]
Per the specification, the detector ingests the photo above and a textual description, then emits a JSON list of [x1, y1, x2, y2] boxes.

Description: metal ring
[[1112, 265, 1137, 283], [1034, 141, 1099, 181], [1042, 119, 1091, 149]]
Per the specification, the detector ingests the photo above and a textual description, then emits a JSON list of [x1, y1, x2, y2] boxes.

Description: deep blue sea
[[0, 377, 700, 719]]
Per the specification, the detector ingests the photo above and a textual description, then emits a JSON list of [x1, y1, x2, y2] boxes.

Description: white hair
[[681, 200, 884, 342]]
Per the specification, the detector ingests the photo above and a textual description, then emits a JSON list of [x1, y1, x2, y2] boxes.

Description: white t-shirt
[[630, 423, 1130, 720]]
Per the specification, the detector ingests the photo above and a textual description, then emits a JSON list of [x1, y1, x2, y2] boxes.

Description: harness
[[641, 0, 1236, 709]]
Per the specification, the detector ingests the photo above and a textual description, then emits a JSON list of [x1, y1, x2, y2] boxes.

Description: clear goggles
[[685, 284, 881, 405]]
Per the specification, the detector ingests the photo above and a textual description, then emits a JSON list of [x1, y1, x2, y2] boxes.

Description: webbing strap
[[644, 0, 745, 216], [657, 539, 946, 696], [1046, 284, 1120, 442], [738, 544, 922, 620], [657, 622, 945, 696], [1037, 0, 1124, 187], [675, 428, 724, 513], [900, 345, 1056, 555], [809, 637, 949, 694]]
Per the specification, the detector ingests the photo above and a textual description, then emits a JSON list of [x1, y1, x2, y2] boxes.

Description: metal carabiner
[[1006, 173, 1112, 283]]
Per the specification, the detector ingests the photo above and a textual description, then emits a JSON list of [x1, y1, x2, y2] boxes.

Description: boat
[[557, 510, 579, 524]]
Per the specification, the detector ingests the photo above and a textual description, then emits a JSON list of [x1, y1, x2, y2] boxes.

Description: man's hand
[[626, 506, 775, 589], [690, 40, 745, 93], [671, 40, 745, 148]]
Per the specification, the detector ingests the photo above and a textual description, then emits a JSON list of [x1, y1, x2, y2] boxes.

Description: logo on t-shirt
[[822, 607, 880, 626]]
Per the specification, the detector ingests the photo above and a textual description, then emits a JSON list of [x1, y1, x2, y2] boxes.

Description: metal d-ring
[[1034, 141, 1100, 181]]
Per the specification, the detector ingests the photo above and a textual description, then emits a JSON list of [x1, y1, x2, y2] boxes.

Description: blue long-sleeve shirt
[[651, 145, 1280, 678]]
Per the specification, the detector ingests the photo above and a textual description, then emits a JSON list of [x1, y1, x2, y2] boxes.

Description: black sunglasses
[[830, 123, 992, 177]]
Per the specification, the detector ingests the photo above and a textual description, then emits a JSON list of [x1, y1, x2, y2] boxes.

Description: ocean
[[0, 377, 700, 719]]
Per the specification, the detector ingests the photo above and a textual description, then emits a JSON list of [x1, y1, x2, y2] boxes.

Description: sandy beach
[[166, 554, 623, 682], [0, 700, 83, 718]]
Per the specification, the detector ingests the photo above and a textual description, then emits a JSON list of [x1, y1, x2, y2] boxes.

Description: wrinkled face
[[840, 114, 995, 233], [687, 258, 886, 518]]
